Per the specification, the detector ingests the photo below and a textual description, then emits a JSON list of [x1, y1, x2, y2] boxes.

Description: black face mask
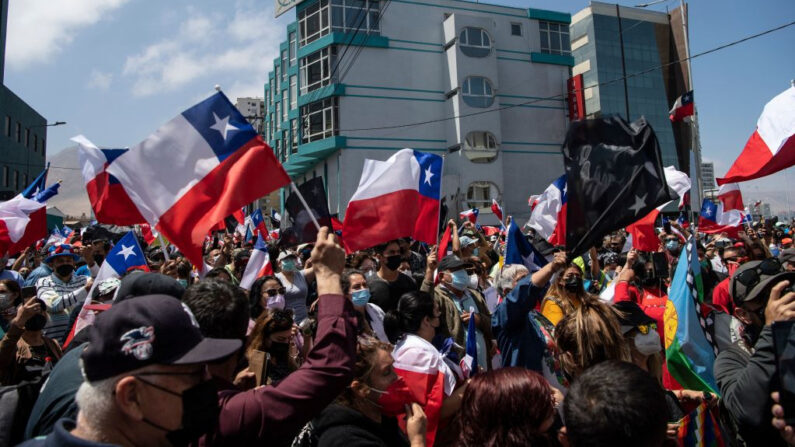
[[642, 277, 659, 288], [385, 255, 402, 271], [93, 254, 105, 266], [564, 277, 582, 293], [269, 341, 290, 358], [55, 264, 74, 277], [138, 378, 220, 447], [24, 314, 47, 332]]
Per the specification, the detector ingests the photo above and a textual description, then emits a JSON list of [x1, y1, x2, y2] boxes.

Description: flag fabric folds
[[459, 208, 479, 225], [664, 237, 719, 394], [343, 149, 443, 253], [527, 174, 567, 246], [104, 92, 291, 266], [250, 209, 267, 236], [626, 166, 691, 251], [669, 90, 695, 122], [279, 177, 332, 248], [21, 164, 49, 200], [240, 234, 273, 290], [0, 195, 47, 255], [505, 220, 548, 272], [698, 183, 747, 237], [563, 117, 672, 256], [73, 135, 147, 226], [677, 402, 726, 447], [490, 199, 503, 223], [718, 86, 795, 185], [462, 306, 478, 378]]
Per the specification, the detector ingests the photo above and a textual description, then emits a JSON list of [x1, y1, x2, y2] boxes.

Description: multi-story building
[[0, 0, 47, 200], [701, 161, 715, 192], [570, 1, 693, 175], [235, 97, 265, 134], [263, 0, 573, 224]]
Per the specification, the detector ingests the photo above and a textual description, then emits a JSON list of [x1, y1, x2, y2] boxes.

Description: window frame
[[290, 75, 298, 110], [539, 20, 570, 56], [466, 181, 500, 211], [463, 131, 499, 163], [300, 97, 339, 144], [510, 22, 522, 36], [289, 31, 297, 65], [299, 0, 331, 47], [300, 47, 336, 95], [330, 0, 380, 34], [458, 27, 492, 57], [461, 76, 495, 108]]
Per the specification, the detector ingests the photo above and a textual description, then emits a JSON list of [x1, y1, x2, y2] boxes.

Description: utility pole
[[679, 0, 703, 222]]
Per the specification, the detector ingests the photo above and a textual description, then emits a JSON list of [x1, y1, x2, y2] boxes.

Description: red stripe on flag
[[394, 367, 446, 447], [156, 139, 290, 266], [718, 131, 795, 185], [86, 173, 147, 225], [626, 208, 661, 252]]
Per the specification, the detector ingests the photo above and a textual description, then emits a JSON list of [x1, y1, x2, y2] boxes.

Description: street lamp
[[29, 121, 66, 129]]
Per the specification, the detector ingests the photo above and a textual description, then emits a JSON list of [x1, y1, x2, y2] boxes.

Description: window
[[539, 21, 570, 56], [466, 181, 499, 210], [25, 128, 30, 147], [275, 103, 281, 128], [299, 0, 331, 47], [511, 23, 522, 36], [458, 27, 491, 58], [4, 116, 9, 137], [2, 167, 7, 187], [331, 0, 380, 34], [290, 119, 299, 153], [276, 139, 283, 162], [300, 47, 336, 94], [41, 138, 45, 154], [289, 31, 297, 65], [13, 170, 18, 191], [282, 93, 288, 122], [22, 174, 28, 188], [15, 122, 21, 143], [281, 50, 288, 82], [463, 131, 498, 163], [33, 135, 38, 153], [461, 76, 494, 108], [301, 97, 338, 144], [275, 65, 281, 86], [290, 75, 298, 110]]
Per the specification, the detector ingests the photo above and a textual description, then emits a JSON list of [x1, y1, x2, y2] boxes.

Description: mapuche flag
[[279, 176, 333, 248], [563, 116, 672, 256]]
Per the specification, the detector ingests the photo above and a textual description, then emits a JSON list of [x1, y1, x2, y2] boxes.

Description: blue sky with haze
[[4, 0, 794, 212]]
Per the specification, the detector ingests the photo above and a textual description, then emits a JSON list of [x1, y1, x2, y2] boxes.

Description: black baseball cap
[[731, 259, 783, 305], [115, 272, 185, 303], [81, 294, 241, 382], [438, 256, 466, 272]]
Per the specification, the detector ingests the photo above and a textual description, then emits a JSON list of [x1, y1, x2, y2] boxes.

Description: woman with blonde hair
[[540, 263, 593, 326]]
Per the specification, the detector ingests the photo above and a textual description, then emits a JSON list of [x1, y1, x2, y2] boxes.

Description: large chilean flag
[[74, 135, 147, 226], [104, 92, 291, 267], [0, 195, 47, 255], [342, 149, 442, 253], [717, 86, 795, 185]]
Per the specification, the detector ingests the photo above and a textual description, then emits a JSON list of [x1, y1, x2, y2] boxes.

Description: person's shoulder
[[396, 273, 416, 286]]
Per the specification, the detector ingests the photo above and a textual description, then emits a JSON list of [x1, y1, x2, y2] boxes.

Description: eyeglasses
[[264, 288, 286, 297], [735, 258, 782, 290]]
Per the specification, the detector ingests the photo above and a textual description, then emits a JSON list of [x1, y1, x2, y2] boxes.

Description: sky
[[4, 0, 795, 213]]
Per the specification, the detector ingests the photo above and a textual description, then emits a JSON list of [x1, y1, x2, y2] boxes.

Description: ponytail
[[383, 291, 435, 344]]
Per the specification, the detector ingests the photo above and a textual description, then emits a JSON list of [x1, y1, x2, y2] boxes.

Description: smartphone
[[21, 286, 37, 300], [249, 350, 270, 387], [772, 321, 795, 425], [650, 252, 669, 279]]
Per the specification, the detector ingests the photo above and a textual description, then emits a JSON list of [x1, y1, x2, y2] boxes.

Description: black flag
[[279, 177, 333, 248], [564, 116, 672, 256]]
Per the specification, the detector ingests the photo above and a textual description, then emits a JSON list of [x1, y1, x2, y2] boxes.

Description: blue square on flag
[[181, 93, 257, 163], [414, 150, 442, 200], [106, 232, 149, 276]]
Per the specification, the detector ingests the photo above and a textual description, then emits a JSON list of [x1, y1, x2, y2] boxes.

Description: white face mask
[[634, 330, 661, 356], [468, 274, 479, 289]]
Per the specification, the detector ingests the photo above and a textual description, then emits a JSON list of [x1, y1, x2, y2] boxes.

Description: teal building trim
[[297, 84, 346, 107], [527, 8, 571, 24], [530, 52, 574, 66], [297, 33, 389, 59]]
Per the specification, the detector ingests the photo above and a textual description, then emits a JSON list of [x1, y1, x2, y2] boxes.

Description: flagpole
[[435, 155, 446, 246], [289, 182, 322, 231], [680, 0, 703, 224], [158, 234, 171, 261]]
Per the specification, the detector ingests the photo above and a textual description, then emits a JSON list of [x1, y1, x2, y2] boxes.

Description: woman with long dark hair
[[246, 308, 299, 385]]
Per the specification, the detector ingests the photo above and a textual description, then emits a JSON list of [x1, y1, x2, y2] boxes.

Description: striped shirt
[[36, 274, 89, 342]]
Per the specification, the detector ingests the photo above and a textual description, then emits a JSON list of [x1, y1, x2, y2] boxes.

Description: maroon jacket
[[199, 293, 358, 447]]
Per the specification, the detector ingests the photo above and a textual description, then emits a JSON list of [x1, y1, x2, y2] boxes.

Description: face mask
[[281, 260, 297, 272], [94, 254, 105, 266], [665, 240, 680, 252], [449, 270, 469, 291], [139, 378, 220, 447], [472, 248, 479, 257], [634, 331, 661, 356], [351, 289, 371, 306], [769, 245, 780, 257], [385, 255, 402, 271], [55, 264, 74, 277], [0, 293, 14, 310], [269, 341, 290, 357], [642, 277, 659, 288], [564, 277, 582, 293], [468, 274, 479, 289], [177, 279, 188, 288], [370, 376, 416, 416], [24, 314, 48, 332], [267, 294, 286, 310]]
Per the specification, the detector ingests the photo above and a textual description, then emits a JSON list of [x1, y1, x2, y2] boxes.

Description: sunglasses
[[735, 258, 782, 291], [264, 288, 286, 297]]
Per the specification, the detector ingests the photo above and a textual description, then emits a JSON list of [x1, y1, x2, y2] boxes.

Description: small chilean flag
[[343, 149, 442, 253], [459, 208, 479, 224], [239, 234, 273, 290], [669, 90, 694, 122], [527, 174, 567, 246], [490, 199, 503, 222], [698, 184, 746, 237], [718, 86, 795, 185]]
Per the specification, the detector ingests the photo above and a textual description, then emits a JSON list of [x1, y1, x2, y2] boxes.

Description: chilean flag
[[73, 135, 147, 226], [140, 223, 157, 245], [66, 231, 150, 346], [250, 208, 267, 236], [698, 184, 746, 237], [669, 90, 694, 122], [459, 208, 479, 224], [491, 199, 504, 223], [505, 219, 547, 272], [0, 195, 47, 255], [239, 234, 273, 290], [527, 174, 567, 246], [104, 92, 291, 267], [342, 149, 442, 253], [718, 87, 795, 185]]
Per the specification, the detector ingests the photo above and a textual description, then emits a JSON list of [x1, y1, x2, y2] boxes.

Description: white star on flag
[[117, 244, 136, 261], [424, 166, 434, 185], [704, 207, 713, 217], [628, 194, 647, 216], [210, 112, 238, 140]]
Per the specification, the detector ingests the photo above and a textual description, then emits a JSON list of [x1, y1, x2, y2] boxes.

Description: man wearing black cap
[[20, 294, 241, 447], [714, 259, 795, 447]]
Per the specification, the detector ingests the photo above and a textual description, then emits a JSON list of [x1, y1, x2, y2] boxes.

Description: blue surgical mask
[[665, 240, 680, 251], [177, 279, 188, 288], [281, 260, 297, 272], [450, 270, 469, 290], [472, 248, 479, 256], [351, 289, 371, 306]]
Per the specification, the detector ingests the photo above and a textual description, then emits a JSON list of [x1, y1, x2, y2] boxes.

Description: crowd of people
[[0, 214, 793, 447]]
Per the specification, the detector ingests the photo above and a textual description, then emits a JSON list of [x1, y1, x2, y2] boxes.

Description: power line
[[338, 18, 795, 133]]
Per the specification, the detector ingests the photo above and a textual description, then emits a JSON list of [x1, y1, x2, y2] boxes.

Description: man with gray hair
[[497, 264, 530, 298], [20, 294, 240, 447]]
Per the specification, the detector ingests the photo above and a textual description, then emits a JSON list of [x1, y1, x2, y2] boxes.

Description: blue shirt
[[0, 269, 23, 287], [24, 264, 52, 287], [19, 419, 118, 446], [491, 276, 548, 372]]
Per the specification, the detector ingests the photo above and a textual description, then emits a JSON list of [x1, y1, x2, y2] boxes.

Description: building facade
[[570, 1, 692, 175], [235, 97, 265, 134], [263, 0, 573, 225], [0, 0, 47, 200], [700, 161, 715, 192]]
